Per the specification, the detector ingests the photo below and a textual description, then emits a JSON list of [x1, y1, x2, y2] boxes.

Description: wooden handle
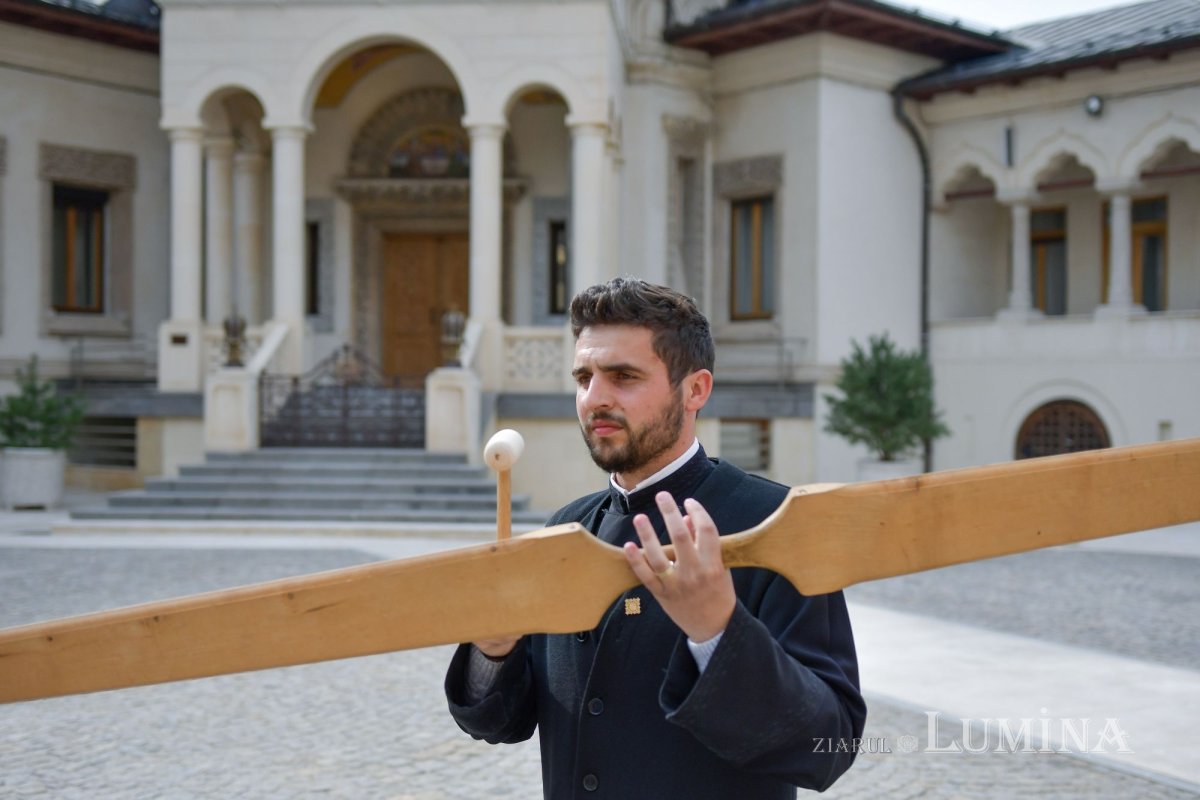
[[484, 429, 525, 541]]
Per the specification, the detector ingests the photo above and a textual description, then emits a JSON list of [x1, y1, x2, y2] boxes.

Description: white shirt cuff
[[686, 631, 723, 673]]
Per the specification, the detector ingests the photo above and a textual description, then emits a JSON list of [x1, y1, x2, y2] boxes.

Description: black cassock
[[446, 447, 866, 799]]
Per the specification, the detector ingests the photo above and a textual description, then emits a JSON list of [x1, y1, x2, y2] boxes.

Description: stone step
[[203, 448, 466, 465], [108, 490, 531, 510], [178, 462, 486, 479], [69, 505, 547, 524], [144, 476, 498, 495]]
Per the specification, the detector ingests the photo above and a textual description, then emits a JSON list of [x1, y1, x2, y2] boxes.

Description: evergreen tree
[[823, 334, 949, 462], [0, 356, 85, 450]]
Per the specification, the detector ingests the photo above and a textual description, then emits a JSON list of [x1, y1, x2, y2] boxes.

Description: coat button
[[582, 774, 599, 792], [587, 697, 604, 716], [575, 631, 588, 643]]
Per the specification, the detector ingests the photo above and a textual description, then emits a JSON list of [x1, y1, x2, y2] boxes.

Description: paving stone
[[1, 545, 1195, 798]]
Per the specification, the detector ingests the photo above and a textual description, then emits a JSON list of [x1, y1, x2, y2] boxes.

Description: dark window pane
[[52, 184, 108, 313], [1132, 198, 1167, 223], [1043, 240, 1067, 316], [1142, 233, 1165, 312], [760, 198, 775, 315], [1031, 209, 1065, 233]]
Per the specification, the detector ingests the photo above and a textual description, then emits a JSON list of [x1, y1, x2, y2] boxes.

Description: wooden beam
[[1, 438, 1197, 704]]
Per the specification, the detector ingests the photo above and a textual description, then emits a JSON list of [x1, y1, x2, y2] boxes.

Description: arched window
[[1015, 401, 1111, 459]]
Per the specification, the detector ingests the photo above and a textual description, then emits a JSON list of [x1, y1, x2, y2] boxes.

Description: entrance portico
[[156, 1, 614, 454]]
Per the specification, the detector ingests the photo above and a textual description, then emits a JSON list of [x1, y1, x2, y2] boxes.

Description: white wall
[[930, 198, 1006, 320], [0, 22, 168, 374], [932, 315, 1200, 470]]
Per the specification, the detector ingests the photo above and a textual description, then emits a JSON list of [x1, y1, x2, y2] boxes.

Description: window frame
[[39, 143, 135, 338], [52, 184, 109, 315], [1029, 206, 1066, 316], [729, 195, 776, 321]]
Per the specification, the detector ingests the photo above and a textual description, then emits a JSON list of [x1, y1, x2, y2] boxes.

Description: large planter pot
[[857, 458, 923, 483], [1, 448, 66, 509]]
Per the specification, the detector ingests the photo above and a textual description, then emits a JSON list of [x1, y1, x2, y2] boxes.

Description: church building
[[1, 0, 1197, 512]]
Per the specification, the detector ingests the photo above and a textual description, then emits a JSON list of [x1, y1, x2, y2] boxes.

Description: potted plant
[[0, 355, 85, 509], [823, 333, 949, 481]]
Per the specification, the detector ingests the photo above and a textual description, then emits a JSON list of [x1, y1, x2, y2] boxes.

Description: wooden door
[[381, 233, 469, 381]]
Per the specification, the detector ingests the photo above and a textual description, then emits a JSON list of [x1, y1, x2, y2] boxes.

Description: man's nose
[[580, 376, 613, 411]]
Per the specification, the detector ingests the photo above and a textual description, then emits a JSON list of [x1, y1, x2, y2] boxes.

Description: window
[[1030, 208, 1066, 316], [720, 418, 770, 471], [1015, 401, 1110, 459], [1102, 197, 1168, 311], [548, 220, 569, 316], [730, 197, 775, 320], [52, 184, 108, 313], [305, 221, 320, 316]]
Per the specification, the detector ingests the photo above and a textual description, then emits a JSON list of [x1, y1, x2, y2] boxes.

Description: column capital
[[461, 118, 507, 138], [265, 124, 312, 142], [1095, 177, 1142, 197], [995, 187, 1039, 206], [566, 117, 608, 137], [166, 127, 205, 144]]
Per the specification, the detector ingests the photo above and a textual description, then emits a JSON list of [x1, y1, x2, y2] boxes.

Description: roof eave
[[665, 0, 1011, 61], [901, 33, 1200, 100], [0, 0, 159, 53]]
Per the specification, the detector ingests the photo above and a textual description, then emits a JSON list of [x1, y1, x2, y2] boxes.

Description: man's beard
[[581, 393, 685, 476]]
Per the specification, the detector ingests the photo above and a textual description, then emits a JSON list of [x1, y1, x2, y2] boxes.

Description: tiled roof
[[0, 0, 159, 50], [28, 0, 159, 30], [900, 0, 1200, 97], [665, 0, 1011, 60]]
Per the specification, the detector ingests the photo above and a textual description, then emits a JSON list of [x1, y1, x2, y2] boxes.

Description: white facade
[[1, 0, 1196, 508], [923, 52, 1200, 469]]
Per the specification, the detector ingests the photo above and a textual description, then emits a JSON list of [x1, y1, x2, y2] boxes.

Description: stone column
[[996, 190, 1040, 321], [204, 137, 235, 325], [233, 151, 265, 323], [569, 120, 607, 294], [1096, 183, 1144, 317], [467, 122, 505, 390], [269, 125, 308, 373], [158, 127, 205, 391]]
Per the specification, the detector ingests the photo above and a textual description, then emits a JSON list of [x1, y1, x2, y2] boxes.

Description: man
[[445, 278, 865, 798]]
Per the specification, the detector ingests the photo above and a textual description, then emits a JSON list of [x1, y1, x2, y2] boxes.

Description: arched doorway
[[1015, 400, 1111, 459]]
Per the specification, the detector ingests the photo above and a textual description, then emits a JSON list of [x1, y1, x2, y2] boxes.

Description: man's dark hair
[[569, 277, 714, 387]]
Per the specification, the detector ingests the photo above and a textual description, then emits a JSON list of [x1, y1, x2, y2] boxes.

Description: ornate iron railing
[[259, 346, 425, 448]]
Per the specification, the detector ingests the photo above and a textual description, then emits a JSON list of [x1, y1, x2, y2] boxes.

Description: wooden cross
[[0, 436, 1197, 704]]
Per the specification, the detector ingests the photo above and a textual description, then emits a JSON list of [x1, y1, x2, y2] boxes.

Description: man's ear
[[682, 369, 713, 413]]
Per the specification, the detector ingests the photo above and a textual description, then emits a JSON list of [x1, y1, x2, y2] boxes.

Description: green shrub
[[0, 355, 85, 450], [823, 333, 949, 462]]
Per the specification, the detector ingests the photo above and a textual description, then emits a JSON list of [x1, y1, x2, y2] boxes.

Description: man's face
[[572, 325, 686, 480]]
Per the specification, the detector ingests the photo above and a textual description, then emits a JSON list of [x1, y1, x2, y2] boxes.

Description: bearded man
[[445, 278, 865, 798]]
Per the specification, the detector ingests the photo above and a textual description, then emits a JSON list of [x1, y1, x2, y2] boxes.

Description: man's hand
[[622, 492, 735, 643], [473, 636, 520, 659]]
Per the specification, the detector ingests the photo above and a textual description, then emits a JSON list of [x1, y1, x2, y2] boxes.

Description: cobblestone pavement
[[2, 545, 1197, 798], [844, 547, 1200, 670]]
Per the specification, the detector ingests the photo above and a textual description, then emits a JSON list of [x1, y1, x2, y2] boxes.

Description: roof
[[665, 0, 1011, 61], [900, 0, 1200, 98], [0, 0, 160, 52]]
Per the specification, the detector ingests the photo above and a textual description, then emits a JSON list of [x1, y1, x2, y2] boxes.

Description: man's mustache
[[586, 412, 627, 429]]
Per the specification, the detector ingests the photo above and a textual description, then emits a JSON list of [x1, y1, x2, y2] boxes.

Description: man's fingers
[[683, 498, 722, 562], [632, 513, 673, 574], [655, 491, 698, 569]]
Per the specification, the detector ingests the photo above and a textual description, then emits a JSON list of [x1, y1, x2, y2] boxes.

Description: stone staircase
[[70, 448, 546, 525]]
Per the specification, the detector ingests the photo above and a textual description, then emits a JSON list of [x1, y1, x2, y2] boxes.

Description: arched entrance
[[1015, 400, 1111, 459]]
